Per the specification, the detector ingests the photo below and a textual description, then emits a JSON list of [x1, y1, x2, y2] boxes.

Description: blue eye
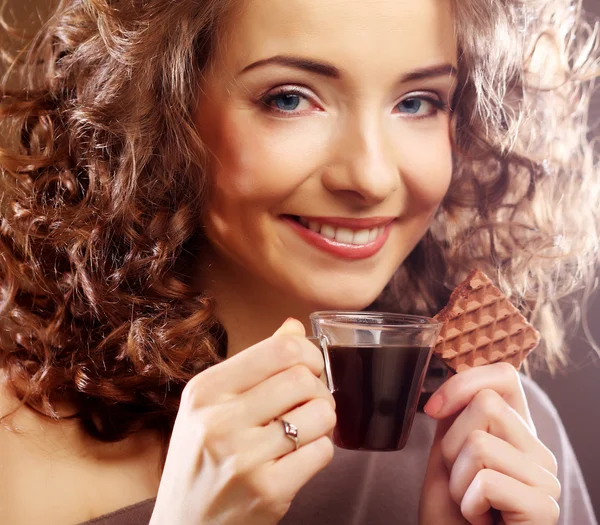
[[396, 96, 446, 118], [398, 98, 424, 114], [261, 89, 313, 114], [272, 93, 301, 111]]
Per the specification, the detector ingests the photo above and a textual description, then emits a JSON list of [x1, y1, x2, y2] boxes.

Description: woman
[[0, 0, 598, 523]]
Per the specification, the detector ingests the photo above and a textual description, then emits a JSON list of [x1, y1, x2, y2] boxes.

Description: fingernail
[[423, 394, 444, 417]]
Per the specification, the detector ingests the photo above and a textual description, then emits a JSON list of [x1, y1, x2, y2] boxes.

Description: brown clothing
[[77, 500, 155, 525], [78, 375, 597, 525]]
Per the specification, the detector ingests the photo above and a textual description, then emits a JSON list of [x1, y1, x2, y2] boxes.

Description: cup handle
[[307, 335, 334, 393]]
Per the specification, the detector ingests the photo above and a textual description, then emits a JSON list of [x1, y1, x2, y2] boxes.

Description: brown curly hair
[[1, 0, 598, 442]]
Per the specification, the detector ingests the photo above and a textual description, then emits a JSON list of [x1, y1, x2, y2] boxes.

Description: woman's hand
[[418, 363, 561, 525], [150, 319, 336, 525]]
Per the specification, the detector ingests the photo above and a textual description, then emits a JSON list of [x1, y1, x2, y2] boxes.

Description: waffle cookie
[[433, 269, 540, 373]]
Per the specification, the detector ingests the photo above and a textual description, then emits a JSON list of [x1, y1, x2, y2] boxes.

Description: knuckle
[[313, 398, 337, 431], [272, 335, 303, 368], [181, 375, 207, 409], [495, 361, 520, 384], [198, 408, 231, 448], [473, 468, 495, 492], [439, 434, 454, 465], [546, 495, 561, 524], [472, 388, 504, 418], [222, 453, 253, 480], [193, 403, 241, 449], [289, 364, 319, 393], [315, 378, 335, 401], [448, 474, 464, 506], [315, 436, 335, 466], [549, 474, 562, 501], [446, 455, 463, 503], [465, 429, 490, 464], [310, 347, 326, 376], [327, 391, 337, 410], [202, 433, 235, 461], [440, 436, 452, 464]]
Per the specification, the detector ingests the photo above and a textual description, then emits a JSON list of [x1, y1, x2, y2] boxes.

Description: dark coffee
[[327, 345, 432, 451]]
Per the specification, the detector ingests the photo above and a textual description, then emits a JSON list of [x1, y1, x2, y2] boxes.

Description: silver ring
[[279, 418, 299, 450]]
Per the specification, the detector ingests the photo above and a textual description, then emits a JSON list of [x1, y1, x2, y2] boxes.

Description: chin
[[296, 282, 387, 313]]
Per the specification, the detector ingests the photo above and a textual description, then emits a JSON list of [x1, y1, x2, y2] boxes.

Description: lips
[[282, 215, 395, 260]]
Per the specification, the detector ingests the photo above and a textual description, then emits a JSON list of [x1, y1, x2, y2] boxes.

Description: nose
[[321, 116, 401, 206]]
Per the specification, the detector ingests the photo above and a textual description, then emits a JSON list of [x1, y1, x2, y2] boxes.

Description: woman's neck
[[218, 296, 312, 358], [197, 255, 318, 358]]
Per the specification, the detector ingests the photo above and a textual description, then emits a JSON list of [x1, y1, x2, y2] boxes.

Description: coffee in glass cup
[[309, 311, 442, 451]]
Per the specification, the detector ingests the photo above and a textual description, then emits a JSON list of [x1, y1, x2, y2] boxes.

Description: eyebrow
[[240, 55, 341, 78], [239, 55, 458, 83]]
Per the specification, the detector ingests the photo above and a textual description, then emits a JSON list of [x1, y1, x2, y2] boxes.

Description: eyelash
[[258, 86, 450, 119], [404, 96, 450, 119], [258, 86, 316, 115]]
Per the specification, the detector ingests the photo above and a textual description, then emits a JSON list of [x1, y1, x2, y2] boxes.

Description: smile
[[297, 217, 385, 246], [282, 215, 395, 260]]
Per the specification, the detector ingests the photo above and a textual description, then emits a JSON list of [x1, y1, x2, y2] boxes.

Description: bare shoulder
[[0, 376, 91, 525], [0, 375, 162, 525]]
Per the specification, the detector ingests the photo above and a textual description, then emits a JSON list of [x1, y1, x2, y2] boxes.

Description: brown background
[[6, 0, 600, 519]]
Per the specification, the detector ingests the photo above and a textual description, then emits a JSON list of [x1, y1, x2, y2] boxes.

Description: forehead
[[220, 0, 457, 74]]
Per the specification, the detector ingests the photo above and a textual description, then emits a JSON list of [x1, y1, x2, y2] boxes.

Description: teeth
[[320, 224, 336, 239], [294, 216, 388, 246], [308, 221, 320, 232], [335, 227, 354, 244], [352, 229, 371, 245]]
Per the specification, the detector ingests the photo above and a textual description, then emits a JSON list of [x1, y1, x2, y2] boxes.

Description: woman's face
[[195, 0, 457, 311]]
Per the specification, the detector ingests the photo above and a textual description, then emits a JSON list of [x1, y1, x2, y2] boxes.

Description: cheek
[[206, 111, 329, 203], [397, 127, 453, 207], [198, 109, 331, 252]]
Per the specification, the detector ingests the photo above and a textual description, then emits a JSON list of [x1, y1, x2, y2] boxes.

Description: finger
[[424, 363, 533, 428], [236, 363, 335, 426], [449, 430, 561, 506], [268, 436, 335, 499], [460, 469, 560, 525], [187, 333, 324, 403], [273, 317, 306, 337], [248, 397, 337, 463], [440, 389, 557, 475]]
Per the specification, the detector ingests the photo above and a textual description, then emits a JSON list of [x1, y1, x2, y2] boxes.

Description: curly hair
[[0, 0, 598, 442]]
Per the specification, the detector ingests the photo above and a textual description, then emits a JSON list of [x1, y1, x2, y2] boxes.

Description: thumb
[[273, 317, 306, 337]]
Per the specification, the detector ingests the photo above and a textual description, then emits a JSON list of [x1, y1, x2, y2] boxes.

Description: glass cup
[[308, 311, 442, 452]]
